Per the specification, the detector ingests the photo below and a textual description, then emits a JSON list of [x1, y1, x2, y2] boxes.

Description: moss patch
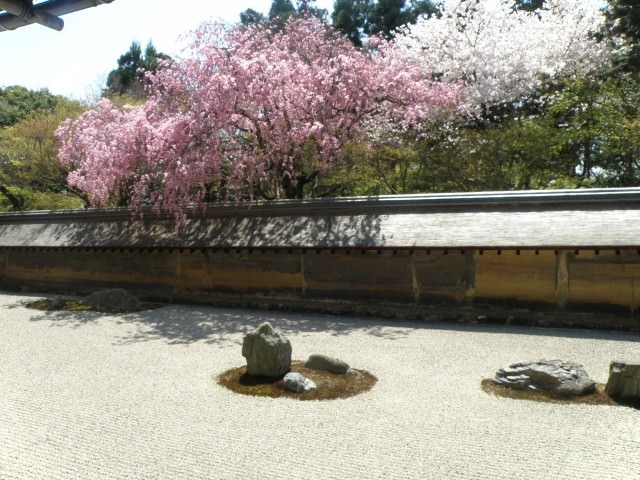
[[217, 360, 377, 400], [481, 379, 639, 408], [26, 298, 159, 314]]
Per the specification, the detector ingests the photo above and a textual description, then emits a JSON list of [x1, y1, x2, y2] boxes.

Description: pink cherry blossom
[[57, 17, 461, 227]]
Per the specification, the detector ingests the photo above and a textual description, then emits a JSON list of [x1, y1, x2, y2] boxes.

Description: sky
[[0, 0, 335, 100]]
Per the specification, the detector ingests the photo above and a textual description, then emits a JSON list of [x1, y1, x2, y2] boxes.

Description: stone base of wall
[[7, 283, 640, 333], [2, 247, 640, 332]]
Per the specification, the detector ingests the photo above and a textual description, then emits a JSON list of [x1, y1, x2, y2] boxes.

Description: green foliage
[[0, 187, 85, 212], [0, 96, 88, 211], [422, 119, 587, 192], [295, 0, 328, 19], [366, 0, 407, 39], [3, 3, 635, 210], [269, 0, 296, 19], [334, 74, 640, 196], [331, 0, 438, 44], [240, 8, 265, 26], [0, 86, 62, 128], [604, 0, 640, 73], [326, 0, 640, 197], [314, 139, 454, 196], [536, 76, 640, 187], [367, 0, 437, 39], [105, 41, 171, 99], [332, 0, 369, 46], [241, 0, 327, 28], [309, 142, 383, 196], [511, 0, 544, 12]]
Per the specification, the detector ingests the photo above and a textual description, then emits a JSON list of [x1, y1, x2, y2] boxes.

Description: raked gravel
[[1, 292, 639, 480]]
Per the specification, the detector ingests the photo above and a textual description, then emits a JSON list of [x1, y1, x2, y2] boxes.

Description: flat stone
[[242, 322, 291, 377], [605, 361, 640, 400], [305, 354, 349, 374], [283, 372, 316, 393], [493, 359, 596, 396]]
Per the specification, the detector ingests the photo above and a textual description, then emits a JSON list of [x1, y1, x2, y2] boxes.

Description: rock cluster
[[242, 322, 292, 377], [240, 322, 362, 397], [82, 288, 142, 312], [493, 359, 596, 396]]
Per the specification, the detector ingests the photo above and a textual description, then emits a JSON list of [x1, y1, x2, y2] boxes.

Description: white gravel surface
[[1, 292, 639, 480]]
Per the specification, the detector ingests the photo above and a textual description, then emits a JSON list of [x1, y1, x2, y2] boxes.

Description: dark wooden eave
[[0, 0, 114, 32]]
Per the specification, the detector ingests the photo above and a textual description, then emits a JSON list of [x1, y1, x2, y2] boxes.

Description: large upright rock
[[242, 322, 292, 377], [493, 359, 596, 396], [605, 361, 640, 400]]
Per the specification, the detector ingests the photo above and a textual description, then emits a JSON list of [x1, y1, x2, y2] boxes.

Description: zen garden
[[2, 1, 640, 479]]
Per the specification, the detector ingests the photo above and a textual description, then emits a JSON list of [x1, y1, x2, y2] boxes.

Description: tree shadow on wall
[[8, 207, 387, 249], [7, 201, 635, 250], [182, 212, 387, 248]]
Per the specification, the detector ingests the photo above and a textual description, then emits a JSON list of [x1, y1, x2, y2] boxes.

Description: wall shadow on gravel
[[15, 294, 640, 346], [109, 307, 640, 345], [115, 306, 422, 345], [421, 321, 640, 343], [21, 302, 418, 346]]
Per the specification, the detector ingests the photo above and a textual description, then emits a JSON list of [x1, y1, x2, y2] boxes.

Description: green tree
[[367, 0, 437, 39], [105, 41, 170, 99], [367, 0, 405, 39], [0, 86, 61, 128], [332, 0, 369, 46], [269, 0, 296, 21], [0, 98, 88, 210], [295, 0, 327, 18], [604, 0, 640, 73], [241, 0, 326, 28], [240, 8, 265, 26], [556, 76, 640, 187], [332, 0, 438, 45], [405, 76, 640, 193]]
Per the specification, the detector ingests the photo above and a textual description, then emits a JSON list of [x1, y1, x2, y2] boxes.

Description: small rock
[[82, 288, 141, 312], [605, 361, 640, 400], [242, 322, 292, 377], [305, 354, 350, 374], [493, 359, 596, 396], [283, 372, 316, 393]]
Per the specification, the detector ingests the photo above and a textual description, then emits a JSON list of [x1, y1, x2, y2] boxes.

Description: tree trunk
[[0, 185, 23, 211]]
